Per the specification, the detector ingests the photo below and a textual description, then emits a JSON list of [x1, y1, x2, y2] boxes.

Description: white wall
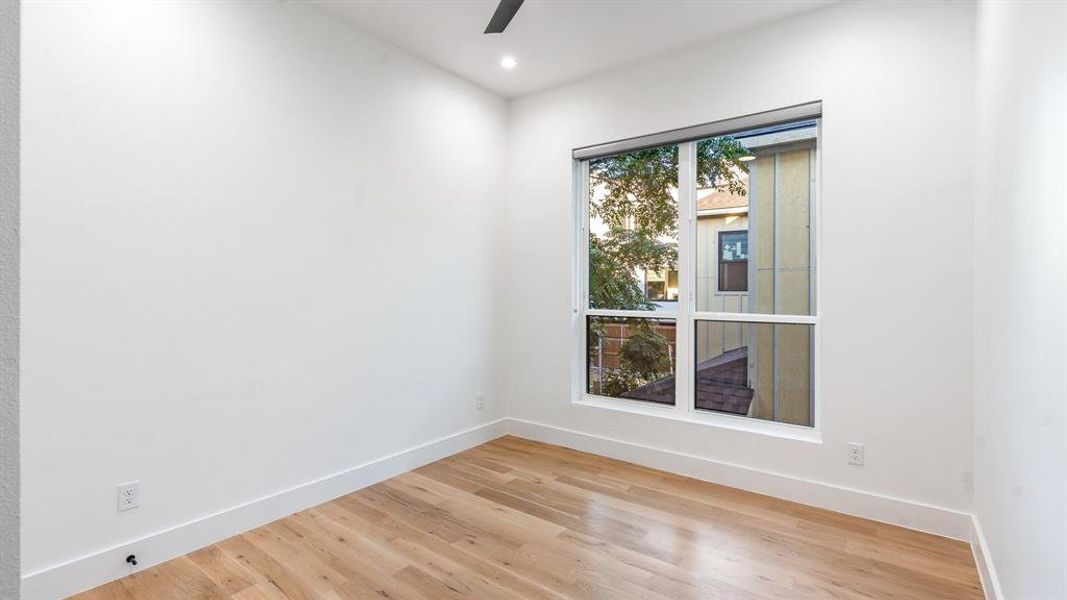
[[20, 0, 506, 593], [503, 0, 977, 522], [973, 1, 1067, 597], [0, 1, 19, 598], [23, 0, 1065, 597]]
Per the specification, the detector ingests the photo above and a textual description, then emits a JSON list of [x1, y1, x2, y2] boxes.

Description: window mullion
[[675, 142, 696, 415], [693, 312, 817, 325]]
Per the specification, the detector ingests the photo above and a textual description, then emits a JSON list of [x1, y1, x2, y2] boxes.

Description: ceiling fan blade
[[484, 0, 524, 34]]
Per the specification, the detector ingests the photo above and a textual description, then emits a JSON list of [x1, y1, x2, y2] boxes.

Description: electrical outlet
[[847, 443, 865, 466], [117, 481, 140, 512], [475, 393, 486, 410]]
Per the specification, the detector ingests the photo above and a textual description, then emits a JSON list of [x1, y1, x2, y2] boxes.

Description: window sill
[[572, 395, 823, 444]]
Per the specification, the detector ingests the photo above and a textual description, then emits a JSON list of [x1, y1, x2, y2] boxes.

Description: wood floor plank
[[228, 583, 290, 600], [329, 493, 567, 600], [69, 436, 984, 600], [118, 557, 228, 600], [185, 545, 258, 597]]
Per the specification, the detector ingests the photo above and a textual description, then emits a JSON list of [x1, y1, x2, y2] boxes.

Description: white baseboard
[[507, 418, 975, 542], [21, 419, 509, 600], [970, 515, 1003, 600], [24, 418, 984, 599]]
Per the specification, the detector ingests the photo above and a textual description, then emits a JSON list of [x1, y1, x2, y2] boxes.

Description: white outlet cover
[[847, 443, 865, 466], [117, 481, 140, 512]]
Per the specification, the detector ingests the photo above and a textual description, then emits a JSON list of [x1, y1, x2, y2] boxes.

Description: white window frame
[[571, 105, 822, 443]]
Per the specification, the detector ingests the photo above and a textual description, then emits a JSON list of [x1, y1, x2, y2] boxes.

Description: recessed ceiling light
[[500, 56, 517, 70]]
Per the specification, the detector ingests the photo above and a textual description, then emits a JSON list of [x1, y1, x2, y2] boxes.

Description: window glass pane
[[719, 261, 747, 292], [587, 316, 676, 405], [719, 231, 748, 261], [694, 320, 813, 427], [694, 120, 816, 315], [588, 145, 678, 311]]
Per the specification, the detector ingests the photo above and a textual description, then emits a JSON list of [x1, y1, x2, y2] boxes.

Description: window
[[718, 231, 748, 292], [576, 103, 819, 429], [645, 269, 679, 301]]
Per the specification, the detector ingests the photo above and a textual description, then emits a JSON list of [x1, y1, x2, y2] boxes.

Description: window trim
[[572, 101, 822, 161], [572, 109, 822, 436], [573, 394, 823, 443]]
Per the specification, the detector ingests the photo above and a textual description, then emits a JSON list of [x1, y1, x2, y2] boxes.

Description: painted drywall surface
[[0, 0, 19, 597], [974, 1, 1067, 596], [502, 0, 976, 513], [20, 0, 506, 576]]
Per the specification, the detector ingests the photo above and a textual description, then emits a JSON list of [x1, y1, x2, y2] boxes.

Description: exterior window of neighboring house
[[577, 103, 819, 430], [646, 269, 679, 301], [718, 231, 748, 292]]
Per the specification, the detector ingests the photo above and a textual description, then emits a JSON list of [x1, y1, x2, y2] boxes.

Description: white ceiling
[[306, 0, 836, 98]]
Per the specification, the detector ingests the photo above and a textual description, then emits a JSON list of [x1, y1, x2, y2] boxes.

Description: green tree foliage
[[588, 229, 673, 311], [695, 136, 752, 194], [587, 137, 749, 310], [588, 136, 750, 394], [619, 320, 672, 378]]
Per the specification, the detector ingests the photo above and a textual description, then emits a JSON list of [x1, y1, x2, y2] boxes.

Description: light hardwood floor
[[71, 436, 984, 600]]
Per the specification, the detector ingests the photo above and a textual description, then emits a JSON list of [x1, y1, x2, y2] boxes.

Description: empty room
[[0, 0, 1065, 598]]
